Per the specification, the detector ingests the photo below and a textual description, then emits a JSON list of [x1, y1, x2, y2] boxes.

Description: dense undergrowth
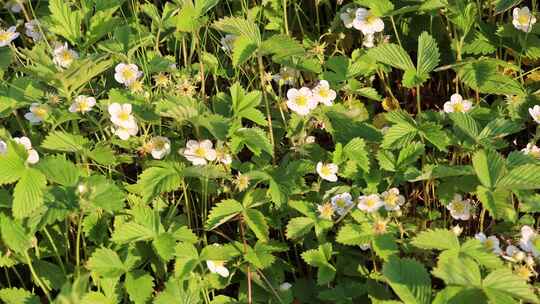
[[1, 0, 540, 303]]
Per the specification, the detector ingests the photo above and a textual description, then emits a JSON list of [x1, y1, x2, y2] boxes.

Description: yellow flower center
[[453, 102, 465, 112], [78, 100, 89, 112], [319, 203, 334, 219], [320, 165, 332, 176], [519, 14, 531, 25], [484, 239, 494, 249], [515, 265, 532, 281], [33, 107, 47, 119], [366, 14, 379, 25], [385, 193, 398, 207], [194, 147, 206, 158], [118, 111, 130, 121], [152, 139, 166, 150], [122, 68, 135, 80], [452, 201, 465, 214], [212, 260, 225, 268], [295, 95, 308, 106], [365, 197, 377, 207], [0, 32, 10, 43], [373, 221, 387, 235], [61, 50, 73, 62], [318, 88, 329, 98], [335, 198, 346, 208]]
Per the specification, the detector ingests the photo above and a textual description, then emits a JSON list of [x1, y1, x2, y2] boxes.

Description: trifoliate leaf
[[125, 270, 155, 304], [12, 168, 46, 219], [87, 247, 127, 278], [206, 199, 243, 231], [285, 217, 315, 240], [382, 256, 431, 304], [482, 269, 539, 304], [36, 155, 80, 187]]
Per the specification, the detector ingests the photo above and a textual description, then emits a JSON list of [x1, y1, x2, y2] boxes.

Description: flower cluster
[[286, 80, 336, 115]]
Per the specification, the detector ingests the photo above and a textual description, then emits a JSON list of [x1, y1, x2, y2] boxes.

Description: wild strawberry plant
[[0, 0, 540, 303]]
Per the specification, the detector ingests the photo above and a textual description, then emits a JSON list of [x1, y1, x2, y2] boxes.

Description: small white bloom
[[69, 95, 96, 113], [381, 188, 405, 211], [446, 194, 471, 221], [529, 105, 540, 124], [13, 136, 39, 164], [359, 243, 370, 250], [149, 136, 171, 160], [317, 202, 335, 219], [443, 93, 473, 113], [316, 162, 338, 182], [519, 225, 540, 257], [53, 43, 78, 68], [340, 8, 356, 28], [353, 8, 384, 35], [312, 80, 336, 106], [504, 245, 526, 262], [113, 124, 138, 140], [272, 67, 299, 85], [108, 103, 137, 129], [183, 140, 217, 166], [279, 282, 292, 291], [522, 143, 540, 159], [4, 1, 23, 13], [513, 7, 537, 33], [0, 140, 7, 155], [24, 20, 42, 42], [24, 103, 48, 124], [305, 136, 316, 144], [0, 26, 20, 47], [452, 225, 463, 236], [217, 151, 232, 165], [206, 260, 229, 278], [77, 183, 88, 195], [220, 34, 236, 52], [357, 194, 384, 213], [287, 87, 317, 115], [114, 63, 143, 86], [362, 33, 375, 48], [331, 192, 354, 216], [475, 232, 502, 254]]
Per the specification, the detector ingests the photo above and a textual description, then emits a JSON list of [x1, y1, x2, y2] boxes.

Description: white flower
[[381, 188, 405, 211], [446, 194, 471, 221], [108, 103, 137, 129], [0, 26, 20, 47], [149, 136, 171, 160], [519, 225, 540, 257], [287, 87, 317, 115], [529, 105, 540, 124], [522, 143, 540, 159], [353, 8, 384, 35], [357, 194, 384, 213], [443, 93, 473, 113], [317, 202, 335, 220], [272, 67, 299, 85], [452, 225, 463, 236], [504, 245, 526, 262], [24, 103, 48, 124], [305, 136, 316, 144], [331, 192, 354, 216], [4, 1, 23, 13], [340, 8, 356, 28], [217, 150, 232, 165], [206, 260, 229, 278], [24, 20, 42, 42], [183, 140, 217, 166], [113, 124, 138, 140], [220, 34, 236, 52], [359, 243, 370, 250], [362, 33, 375, 48], [513, 7, 536, 33], [0, 140, 7, 155], [13, 136, 39, 164], [475, 232, 502, 254], [69, 95, 96, 113], [114, 63, 142, 86], [316, 162, 338, 182], [53, 43, 78, 68], [279, 282, 292, 291], [312, 80, 336, 106]]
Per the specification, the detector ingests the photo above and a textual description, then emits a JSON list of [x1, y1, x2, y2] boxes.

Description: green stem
[[24, 251, 52, 302]]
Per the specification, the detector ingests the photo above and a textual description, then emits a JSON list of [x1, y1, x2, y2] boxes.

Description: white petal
[[27, 149, 39, 164]]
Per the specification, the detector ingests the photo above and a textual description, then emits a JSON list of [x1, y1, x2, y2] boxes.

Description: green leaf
[[41, 131, 89, 152], [111, 222, 155, 244], [419, 122, 449, 151], [396, 142, 424, 169], [336, 223, 372, 246], [153, 232, 176, 261], [382, 123, 418, 149], [382, 256, 431, 304], [85, 175, 125, 213], [416, 32, 440, 78], [344, 138, 370, 172], [472, 149, 505, 188], [458, 61, 525, 95], [482, 269, 539, 304], [301, 243, 335, 285], [285, 217, 315, 240], [476, 186, 516, 222], [12, 168, 46, 219], [206, 199, 243, 230], [36, 155, 80, 186], [213, 17, 261, 45], [125, 270, 155, 304], [136, 166, 182, 202], [232, 36, 257, 66], [0, 140, 26, 186], [497, 164, 540, 190], [87, 247, 127, 278], [373, 234, 398, 261], [411, 229, 460, 250], [368, 43, 414, 71], [0, 288, 40, 304], [432, 256, 481, 287], [48, 0, 82, 44], [0, 214, 32, 254], [243, 209, 269, 242], [432, 286, 487, 304], [449, 112, 480, 140], [230, 127, 273, 156]]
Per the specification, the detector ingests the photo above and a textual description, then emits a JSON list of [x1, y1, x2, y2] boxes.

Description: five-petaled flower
[[316, 162, 338, 182], [114, 63, 143, 86], [0, 26, 19, 47], [443, 93, 473, 113], [182, 140, 217, 166], [513, 7, 536, 33]]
